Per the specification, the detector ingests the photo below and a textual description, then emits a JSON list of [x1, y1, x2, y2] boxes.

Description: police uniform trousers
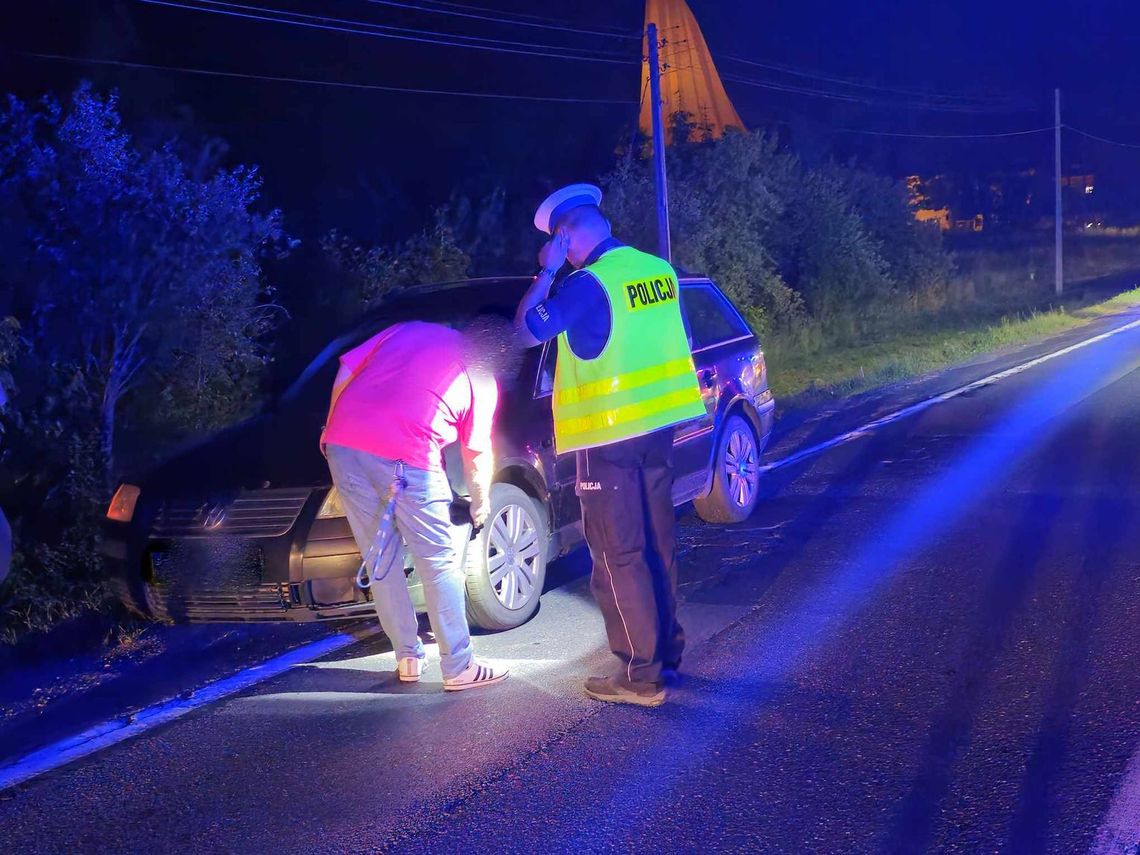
[[576, 427, 684, 686]]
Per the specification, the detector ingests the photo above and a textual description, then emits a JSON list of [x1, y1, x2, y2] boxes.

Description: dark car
[[103, 274, 775, 631]]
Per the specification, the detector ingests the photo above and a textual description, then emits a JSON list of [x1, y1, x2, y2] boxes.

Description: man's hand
[[469, 497, 491, 530], [538, 228, 569, 272]]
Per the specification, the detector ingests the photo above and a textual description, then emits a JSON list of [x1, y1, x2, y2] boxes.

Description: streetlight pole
[[1054, 88, 1064, 296], [647, 22, 672, 262]]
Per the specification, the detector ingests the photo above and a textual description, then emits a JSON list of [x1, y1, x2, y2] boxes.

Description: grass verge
[[765, 287, 1140, 405]]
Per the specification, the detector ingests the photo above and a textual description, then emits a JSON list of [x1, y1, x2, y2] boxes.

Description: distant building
[[907, 174, 966, 231], [639, 0, 746, 144], [914, 206, 951, 231], [953, 214, 985, 232], [1061, 172, 1096, 195], [909, 166, 1103, 232]]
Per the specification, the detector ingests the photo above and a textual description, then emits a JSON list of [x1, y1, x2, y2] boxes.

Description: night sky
[[3, 0, 1140, 241]]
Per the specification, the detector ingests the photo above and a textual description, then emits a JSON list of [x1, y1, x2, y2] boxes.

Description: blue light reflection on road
[[562, 329, 1140, 847]]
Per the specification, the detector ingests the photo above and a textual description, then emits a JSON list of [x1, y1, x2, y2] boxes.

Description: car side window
[[680, 284, 752, 351]]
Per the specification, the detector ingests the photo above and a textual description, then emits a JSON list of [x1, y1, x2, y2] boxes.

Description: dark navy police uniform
[[525, 237, 686, 686]]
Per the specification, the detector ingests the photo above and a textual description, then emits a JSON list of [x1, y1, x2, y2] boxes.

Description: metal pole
[[647, 22, 672, 262], [1054, 87, 1063, 296]]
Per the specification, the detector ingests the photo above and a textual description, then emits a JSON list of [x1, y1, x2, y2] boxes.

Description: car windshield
[[275, 278, 531, 413]]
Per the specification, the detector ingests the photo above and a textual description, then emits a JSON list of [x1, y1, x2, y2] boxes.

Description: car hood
[[139, 406, 329, 496]]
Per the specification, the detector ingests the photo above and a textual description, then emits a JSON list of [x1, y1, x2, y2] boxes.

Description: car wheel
[[693, 412, 762, 524], [464, 483, 548, 631]]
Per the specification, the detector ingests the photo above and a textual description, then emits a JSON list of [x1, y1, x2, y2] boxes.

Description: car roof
[[278, 272, 717, 406], [350, 272, 714, 328]]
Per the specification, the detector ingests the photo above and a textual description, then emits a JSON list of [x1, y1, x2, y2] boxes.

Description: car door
[[533, 341, 581, 527], [536, 325, 707, 510], [673, 280, 756, 501]]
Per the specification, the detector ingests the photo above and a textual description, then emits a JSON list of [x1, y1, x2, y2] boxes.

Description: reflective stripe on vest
[[553, 246, 705, 454]]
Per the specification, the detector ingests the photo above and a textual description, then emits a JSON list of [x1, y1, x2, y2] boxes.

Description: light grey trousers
[[326, 444, 473, 679]]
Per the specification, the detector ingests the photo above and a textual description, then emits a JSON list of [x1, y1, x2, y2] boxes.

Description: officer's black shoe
[[584, 675, 666, 707]]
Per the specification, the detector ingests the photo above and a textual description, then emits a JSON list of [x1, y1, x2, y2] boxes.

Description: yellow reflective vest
[[553, 246, 705, 454]]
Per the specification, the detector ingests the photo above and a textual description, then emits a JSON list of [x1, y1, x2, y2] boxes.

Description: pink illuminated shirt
[[322, 322, 497, 471]]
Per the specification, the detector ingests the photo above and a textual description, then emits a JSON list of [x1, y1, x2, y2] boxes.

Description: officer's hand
[[538, 229, 569, 271]]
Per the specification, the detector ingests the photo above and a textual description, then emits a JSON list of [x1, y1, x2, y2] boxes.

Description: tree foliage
[[322, 208, 470, 309], [602, 123, 951, 337], [0, 84, 286, 470], [0, 85, 286, 637], [604, 129, 801, 330]]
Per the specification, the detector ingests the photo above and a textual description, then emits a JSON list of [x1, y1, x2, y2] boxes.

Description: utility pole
[[647, 22, 672, 262], [1054, 88, 1063, 296]]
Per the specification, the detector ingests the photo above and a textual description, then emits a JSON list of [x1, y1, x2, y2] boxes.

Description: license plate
[[150, 540, 264, 589]]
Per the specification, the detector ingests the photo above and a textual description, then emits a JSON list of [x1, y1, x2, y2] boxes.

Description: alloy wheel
[[725, 427, 759, 509], [486, 503, 541, 610]]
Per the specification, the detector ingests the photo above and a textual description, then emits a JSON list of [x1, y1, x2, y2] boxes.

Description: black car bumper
[[103, 489, 387, 624]]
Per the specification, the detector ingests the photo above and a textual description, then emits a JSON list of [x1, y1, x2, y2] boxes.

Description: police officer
[[515, 184, 704, 707]]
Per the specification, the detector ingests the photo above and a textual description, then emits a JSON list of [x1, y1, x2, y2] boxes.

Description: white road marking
[[1091, 741, 1140, 854], [760, 315, 1140, 474], [0, 626, 381, 792]]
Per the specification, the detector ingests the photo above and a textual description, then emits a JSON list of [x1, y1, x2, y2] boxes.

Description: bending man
[[321, 316, 512, 692]]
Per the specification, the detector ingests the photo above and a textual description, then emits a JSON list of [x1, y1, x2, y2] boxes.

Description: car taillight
[[316, 488, 347, 519], [106, 484, 141, 522]]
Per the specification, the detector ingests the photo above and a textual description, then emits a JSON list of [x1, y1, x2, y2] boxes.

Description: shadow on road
[[1005, 413, 1131, 852], [878, 430, 1084, 852]]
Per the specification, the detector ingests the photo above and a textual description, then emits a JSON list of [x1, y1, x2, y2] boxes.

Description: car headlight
[[106, 484, 141, 522], [317, 487, 347, 518]]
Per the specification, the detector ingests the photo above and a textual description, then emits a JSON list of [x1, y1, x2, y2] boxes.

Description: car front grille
[[146, 581, 294, 622], [151, 489, 311, 538]]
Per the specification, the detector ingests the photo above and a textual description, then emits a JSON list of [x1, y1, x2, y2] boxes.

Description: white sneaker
[[397, 657, 423, 683], [443, 659, 509, 692]]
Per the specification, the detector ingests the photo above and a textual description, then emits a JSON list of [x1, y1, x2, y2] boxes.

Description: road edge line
[[1090, 741, 1140, 854], [0, 626, 381, 792], [760, 314, 1140, 473]]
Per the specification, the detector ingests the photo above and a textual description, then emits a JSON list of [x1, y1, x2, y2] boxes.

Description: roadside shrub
[[603, 129, 802, 327], [0, 85, 286, 643], [323, 208, 470, 309], [602, 126, 961, 345], [827, 165, 952, 302], [770, 165, 893, 329]]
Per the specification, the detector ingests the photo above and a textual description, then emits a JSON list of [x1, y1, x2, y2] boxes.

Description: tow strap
[[355, 461, 408, 590]]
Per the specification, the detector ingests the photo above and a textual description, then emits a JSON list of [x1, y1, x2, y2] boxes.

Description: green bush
[[0, 86, 286, 643], [323, 208, 471, 309], [603, 126, 952, 343]]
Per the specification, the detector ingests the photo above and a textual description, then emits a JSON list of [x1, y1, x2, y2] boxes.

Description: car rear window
[[680, 284, 752, 350]]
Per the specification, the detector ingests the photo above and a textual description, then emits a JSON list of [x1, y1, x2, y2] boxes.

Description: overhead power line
[[153, 0, 635, 57], [722, 52, 1023, 108], [401, 0, 634, 35], [137, 0, 639, 65], [1064, 124, 1140, 150], [358, 0, 640, 40], [18, 51, 638, 104], [833, 125, 1054, 139], [720, 72, 1028, 115]]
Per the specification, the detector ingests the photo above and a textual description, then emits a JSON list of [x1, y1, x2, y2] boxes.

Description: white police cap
[[533, 183, 603, 234]]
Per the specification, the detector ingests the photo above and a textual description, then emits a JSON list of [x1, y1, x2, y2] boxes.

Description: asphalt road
[[4, 312, 1140, 854]]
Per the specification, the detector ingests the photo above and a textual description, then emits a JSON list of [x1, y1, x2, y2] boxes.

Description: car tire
[[464, 483, 549, 631], [693, 412, 762, 524]]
